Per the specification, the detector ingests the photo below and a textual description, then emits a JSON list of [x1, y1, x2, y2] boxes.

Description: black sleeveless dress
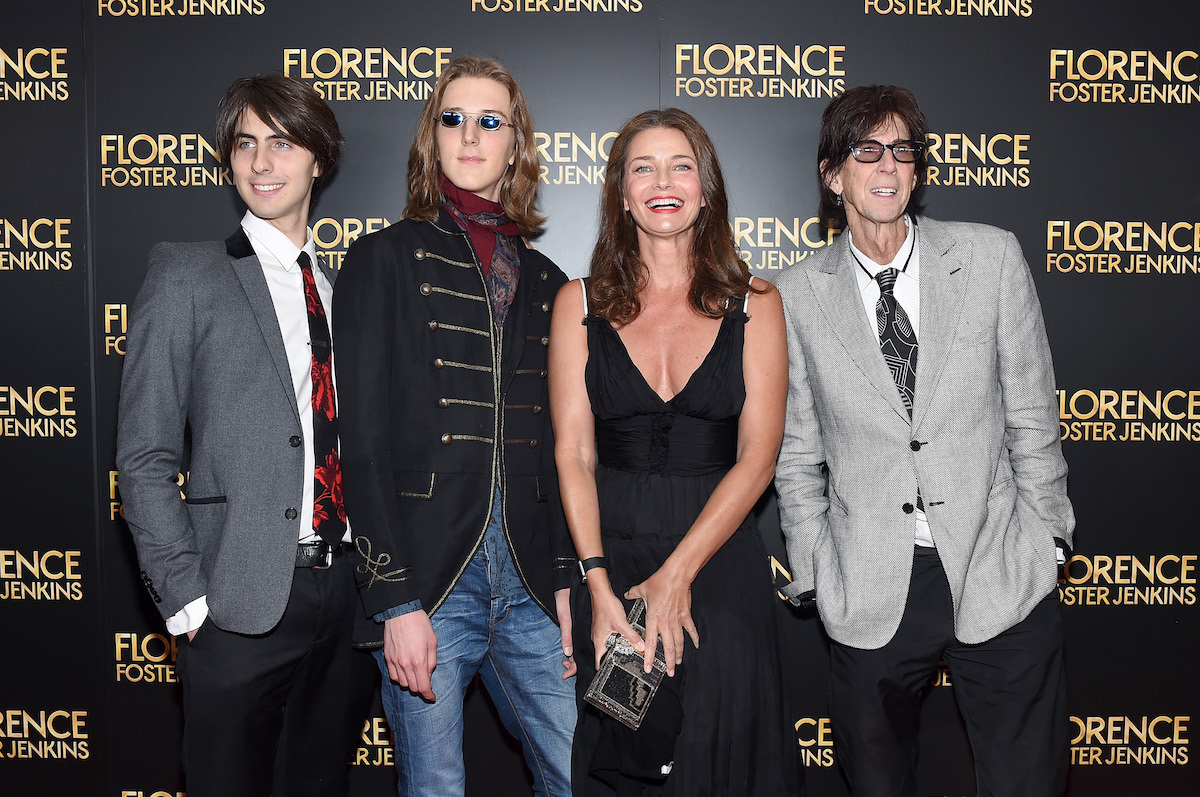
[[571, 304, 802, 796]]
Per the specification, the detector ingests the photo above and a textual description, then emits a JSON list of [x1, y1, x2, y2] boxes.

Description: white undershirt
[[848, 218, 935, 549]]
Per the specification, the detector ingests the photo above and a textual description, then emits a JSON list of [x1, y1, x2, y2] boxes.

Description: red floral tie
[[298, 252, 346, 544]]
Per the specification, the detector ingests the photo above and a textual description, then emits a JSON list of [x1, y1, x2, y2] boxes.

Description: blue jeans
[[374, 504, 575, 796]]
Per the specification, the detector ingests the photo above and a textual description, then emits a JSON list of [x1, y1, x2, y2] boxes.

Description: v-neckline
[[606, 314, 729, 405]]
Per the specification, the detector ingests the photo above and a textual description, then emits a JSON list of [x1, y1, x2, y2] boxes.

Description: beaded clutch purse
[[583, 598, 668, 730]]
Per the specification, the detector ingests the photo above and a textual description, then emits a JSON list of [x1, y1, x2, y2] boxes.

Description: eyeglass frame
[[438, 110, 514, 132], [847, 139, 926, 164]]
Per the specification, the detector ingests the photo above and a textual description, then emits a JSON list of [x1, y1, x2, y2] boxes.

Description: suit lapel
[[225, 228, 302, 423], [911, 218, 969, 430], [316, 254, 337, 286], [811, 236, 910, 422]]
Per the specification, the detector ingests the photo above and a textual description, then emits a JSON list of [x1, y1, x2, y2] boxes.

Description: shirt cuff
[[1054, 537, 1071, 565], [373, 599, 423, 623], [166, 595, 208, 636]]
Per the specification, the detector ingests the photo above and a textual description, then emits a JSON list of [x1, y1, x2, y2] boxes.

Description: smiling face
[[229, 109, 319, 246], [436, 76, 516, 202], [824, 114, 917, 238], [621, 126, 706, 245]]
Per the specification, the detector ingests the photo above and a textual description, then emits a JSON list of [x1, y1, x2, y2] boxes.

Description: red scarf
[[439, 175, 520, 276]]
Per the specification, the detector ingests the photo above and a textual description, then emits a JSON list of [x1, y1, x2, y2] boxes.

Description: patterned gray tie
[[876, 267, 923, 511], [875, 267, 917, 417]]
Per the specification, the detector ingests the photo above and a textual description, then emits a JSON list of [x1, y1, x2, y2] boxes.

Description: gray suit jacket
[[774, 216, 1074, 649], [116, 229, 337, 635]]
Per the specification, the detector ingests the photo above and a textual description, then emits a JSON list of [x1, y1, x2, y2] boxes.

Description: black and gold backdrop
[[2, 1, 1197, 795]]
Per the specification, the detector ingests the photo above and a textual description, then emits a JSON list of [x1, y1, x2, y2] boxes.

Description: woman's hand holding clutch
[[626, 563, 699, 677], [588, 569, 644, 669]]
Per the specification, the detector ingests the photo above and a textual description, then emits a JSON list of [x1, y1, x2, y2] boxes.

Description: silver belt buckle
[[313, 542, 334, 570]]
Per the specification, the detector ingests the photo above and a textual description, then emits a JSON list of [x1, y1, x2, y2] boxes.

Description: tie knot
[[875, 267, 899, 295], [296, 251, 313, 272]]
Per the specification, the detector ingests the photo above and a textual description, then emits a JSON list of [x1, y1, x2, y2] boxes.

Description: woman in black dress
[[549, 108, 801, 795]]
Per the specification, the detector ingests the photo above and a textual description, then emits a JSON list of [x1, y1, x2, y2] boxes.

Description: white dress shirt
[[242, 210, 333, 545]]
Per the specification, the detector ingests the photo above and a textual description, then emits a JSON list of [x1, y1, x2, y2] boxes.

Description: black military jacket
[[335, 209, 574, 645]]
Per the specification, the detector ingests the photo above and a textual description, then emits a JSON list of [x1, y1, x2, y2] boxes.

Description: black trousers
[[828, 547, 1067, 797], [175, 548, 375, 797]]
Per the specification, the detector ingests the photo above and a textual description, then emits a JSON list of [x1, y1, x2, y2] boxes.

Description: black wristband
[[578, 556, 608, 581]]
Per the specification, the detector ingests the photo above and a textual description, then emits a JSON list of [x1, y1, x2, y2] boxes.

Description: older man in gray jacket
[[775, 85, 1075, 797]]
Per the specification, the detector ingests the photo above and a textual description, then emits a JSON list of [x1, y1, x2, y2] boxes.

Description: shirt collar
[[850, 216, 919, 288], [240, 210, 317, 271]]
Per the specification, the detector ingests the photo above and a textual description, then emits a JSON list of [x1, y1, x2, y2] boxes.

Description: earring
[[836, 193, 842, 207]]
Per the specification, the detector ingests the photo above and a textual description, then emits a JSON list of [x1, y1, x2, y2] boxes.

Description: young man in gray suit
[[116, 75, 362, 797], [775, 85, 1075, 796]]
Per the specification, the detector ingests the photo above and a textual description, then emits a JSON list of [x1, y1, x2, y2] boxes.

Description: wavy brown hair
[[588, 108, 755, 326], [817, 85, 928, 232], [402, 56, 545, 236]]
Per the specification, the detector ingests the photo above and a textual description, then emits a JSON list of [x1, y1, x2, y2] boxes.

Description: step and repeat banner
[[3, 1, 1196, 795]]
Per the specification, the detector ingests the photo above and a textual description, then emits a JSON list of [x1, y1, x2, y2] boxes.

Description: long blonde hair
[[403, 56, 544, 236]]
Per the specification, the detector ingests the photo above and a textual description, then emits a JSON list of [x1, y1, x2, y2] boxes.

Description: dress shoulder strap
[[723, 275, 756, 314], [580, 277, 590, 318], [743, 275, 757, 314]]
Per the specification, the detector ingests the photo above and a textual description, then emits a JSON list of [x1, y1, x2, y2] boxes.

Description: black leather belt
[[295, 541, 352, 569]]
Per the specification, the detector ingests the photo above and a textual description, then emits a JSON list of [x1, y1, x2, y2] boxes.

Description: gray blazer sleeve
[[994, 230, 1075, 548], [774, 267, 829, 600], [115, 243, 206, 620]]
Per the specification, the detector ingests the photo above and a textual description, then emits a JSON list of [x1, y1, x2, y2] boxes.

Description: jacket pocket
[[394, 471, 436, 499], [184, 495, 227, 505]]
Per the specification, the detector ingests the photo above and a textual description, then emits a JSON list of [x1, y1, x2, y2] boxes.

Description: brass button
[[414, 248, 426, 260], [434, 358, 445, 369], [289, 435, 302, 447], [541, 302, 550, 312], [540, 336, 549, 346], [285, 507, 298, 520], [428, 321, 440, 331], [539, 370, 548, 378], [532, 405, 543, 414], [441, 434, 453, 445], [540, 270, 548, 281], [529, 439, 539, 448], [420, 282, 432, 295], [438, 398, 449, 408]]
